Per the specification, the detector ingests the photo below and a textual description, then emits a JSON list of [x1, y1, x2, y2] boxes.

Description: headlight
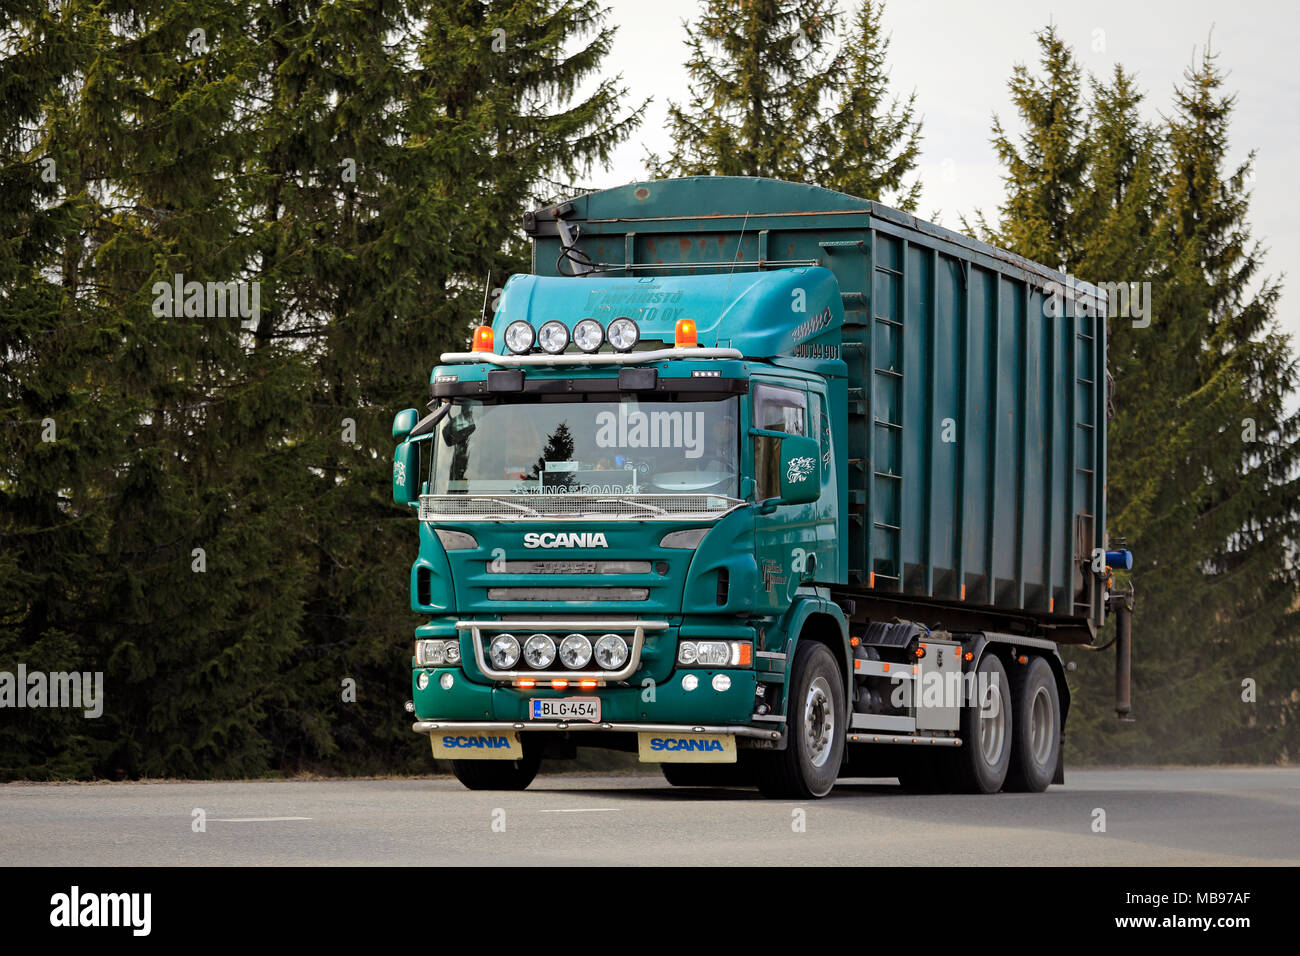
[[523, 633, 557, 668], [538, 321, 569, 354], [416, 640, 445, 667], [558, 633, 593, 668], [504, 321, 535, 354], [607, 317, 639, 352], [593, 633, 629, 669], [573, 318, 604, 353], [678, 641, 751, 667], [489, 633, 520, 668]]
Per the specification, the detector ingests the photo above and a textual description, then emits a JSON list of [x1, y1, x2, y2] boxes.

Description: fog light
[[682, 674, 699, 691], [440, 673, 455, 690], [712, 674, 731, 692], [523, 633, 557, 668], [416, 673, 429, 690], [573, 318, 604, 353], [538, 321, 569, 354], [607, 317, 639, 352], [504, 320, 535, 354], [559, 633, 593, 668], [593, 634, 629, 669], [490, 633, 520, 669]]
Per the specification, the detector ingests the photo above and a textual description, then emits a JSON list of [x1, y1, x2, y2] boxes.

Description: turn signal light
[[472, 325, 494, 352], [674, 318, 698, 347]]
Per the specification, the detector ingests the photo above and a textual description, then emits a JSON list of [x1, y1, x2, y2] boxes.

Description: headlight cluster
[[486, 632, 629, 671], [677, 641, 752, 668], [503, 318, 639, 355], [416, 639, 462, 668]]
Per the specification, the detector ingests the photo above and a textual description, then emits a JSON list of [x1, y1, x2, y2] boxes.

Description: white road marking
[[211, 816, 313, 822], [538, 808, 621, 813]]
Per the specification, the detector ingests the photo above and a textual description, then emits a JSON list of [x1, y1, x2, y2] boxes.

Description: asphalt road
[[2, 768, 1296, 866]]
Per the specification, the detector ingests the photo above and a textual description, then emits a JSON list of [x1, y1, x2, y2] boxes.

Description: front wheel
[[451, 749, 542, 791], [757, 642, 846, 799]]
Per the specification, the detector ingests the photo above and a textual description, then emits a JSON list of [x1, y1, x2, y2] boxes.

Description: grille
[[487, 587, 649, 602], [420, 494, 741, 521], [487, 560, 652, 575]]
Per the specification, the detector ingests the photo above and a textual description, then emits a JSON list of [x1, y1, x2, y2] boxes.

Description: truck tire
[[757, 642, 846, 799], [947, 652, 1012, 794], [451, 749, 542, 791], [1004, 656, 1061, 793]]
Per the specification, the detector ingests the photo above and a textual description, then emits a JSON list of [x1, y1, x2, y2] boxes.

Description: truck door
[[751, 380, 821, 613]]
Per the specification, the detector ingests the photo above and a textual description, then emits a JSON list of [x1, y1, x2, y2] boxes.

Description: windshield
[[430, 396, 740, 497]]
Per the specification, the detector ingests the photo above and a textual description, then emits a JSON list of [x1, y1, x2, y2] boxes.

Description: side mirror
[[393, 441, 419, 506], [758, 434, 821, 513], [392, 408, 420, 441], [778, 435, 821, 505]]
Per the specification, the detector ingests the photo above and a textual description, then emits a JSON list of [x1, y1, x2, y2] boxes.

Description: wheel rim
[[1029, 686, 1054, 766], [804, 676, 835, 768], [979, 679, 1006, 764]]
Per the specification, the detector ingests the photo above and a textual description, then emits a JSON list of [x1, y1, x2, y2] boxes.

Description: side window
[[753, 383, 807, 498]]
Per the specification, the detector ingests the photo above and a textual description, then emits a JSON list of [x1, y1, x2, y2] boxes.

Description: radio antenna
[[729, 212, 750, 274], [480, 270, 493, 323]]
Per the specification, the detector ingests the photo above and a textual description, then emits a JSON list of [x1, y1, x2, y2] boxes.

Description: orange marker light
[[472, 325, 494, 352], [674, 318, 698, 347], [578, 679, 597, 690], [1017, 655, 1028, 665], [850, 636, 860, 647], [517, 678, 536, 689], [551, 679, 569, 690], [964, 651, 973, 662]]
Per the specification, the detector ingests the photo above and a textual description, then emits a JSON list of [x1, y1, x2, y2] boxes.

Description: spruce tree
[[817, 0, 922, 210], [984, 30, 1300, 764]]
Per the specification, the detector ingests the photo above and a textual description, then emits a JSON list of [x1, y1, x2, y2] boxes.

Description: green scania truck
[[392, 177, 1134, 798]]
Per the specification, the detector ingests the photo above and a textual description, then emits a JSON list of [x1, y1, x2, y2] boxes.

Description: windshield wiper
[[594, 497, 668, 516]]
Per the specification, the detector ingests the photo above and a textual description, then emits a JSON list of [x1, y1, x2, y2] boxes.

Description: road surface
[[2, 768, 1296, 866]]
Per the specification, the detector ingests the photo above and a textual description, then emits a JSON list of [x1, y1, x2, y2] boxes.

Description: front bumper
[[413, 666, 762, 726], [413, 719, 778, 739]]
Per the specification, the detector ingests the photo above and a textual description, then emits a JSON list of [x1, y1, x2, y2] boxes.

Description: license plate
[[638, 732, 737, 763], [530, 697, 601, 722]]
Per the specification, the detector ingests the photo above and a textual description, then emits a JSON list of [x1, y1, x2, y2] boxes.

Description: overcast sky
[[579, 0, 1300, 347]]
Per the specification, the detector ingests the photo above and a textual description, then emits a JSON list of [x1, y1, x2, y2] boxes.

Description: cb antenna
[[730, 211, 750, 274], [480, 270, 493, 324]]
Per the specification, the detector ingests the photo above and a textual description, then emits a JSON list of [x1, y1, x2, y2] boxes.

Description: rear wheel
[[757, 642, 846, 799], [947, 652, 1012, 793], [1004, 656, 1061, 792], [451, 747, 542, 791]]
